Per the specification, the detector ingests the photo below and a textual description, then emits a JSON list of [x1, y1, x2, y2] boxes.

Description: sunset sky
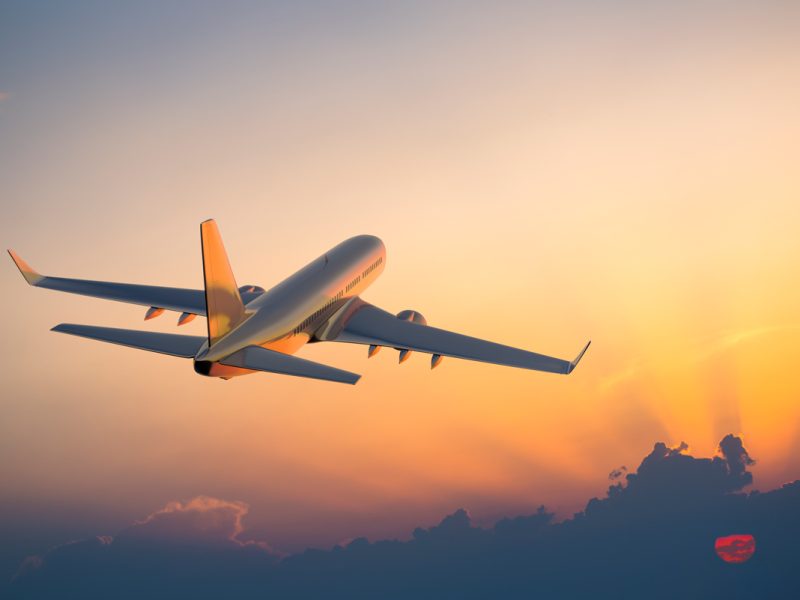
[[2, 0, 799, 574]]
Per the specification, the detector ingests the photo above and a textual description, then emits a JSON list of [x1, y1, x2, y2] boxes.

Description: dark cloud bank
[[9, 434, 800, 599]]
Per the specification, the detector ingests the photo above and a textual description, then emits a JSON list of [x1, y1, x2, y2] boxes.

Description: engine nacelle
[[396, 310, 427, 325], [395, 311, 427, 364], [177, 312, 197, 326], [144, 306, 165, 320], [238, 285, 265, 294], [239, 285, 266, 305]]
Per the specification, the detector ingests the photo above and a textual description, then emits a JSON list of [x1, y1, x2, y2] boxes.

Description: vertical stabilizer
[[200, 219, 246, 346]]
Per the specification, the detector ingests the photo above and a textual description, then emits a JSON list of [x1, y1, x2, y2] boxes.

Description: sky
[[1, 0, 800, 589]]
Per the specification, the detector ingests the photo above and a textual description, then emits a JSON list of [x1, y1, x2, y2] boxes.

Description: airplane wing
[[8, 249, 207, 316], [326, 300, 590, 374]]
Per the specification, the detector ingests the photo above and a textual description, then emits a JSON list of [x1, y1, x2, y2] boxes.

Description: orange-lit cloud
[[128, 496, 276, 552]]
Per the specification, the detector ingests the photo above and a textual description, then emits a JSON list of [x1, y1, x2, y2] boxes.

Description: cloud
[[124, 496, 269, 549], [412, 508, 477, 542], [0, 92, 9, 102], [718, 433, 755, 488], [9, 435, 800, 599], [10, 495, 279, 598], [608, 465, 628, 480], [493, 505, 552, 538]]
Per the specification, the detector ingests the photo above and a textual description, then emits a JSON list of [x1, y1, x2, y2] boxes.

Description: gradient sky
[[2, 0, 800, 561]]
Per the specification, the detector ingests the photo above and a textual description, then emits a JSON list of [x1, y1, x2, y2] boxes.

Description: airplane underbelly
[[193, 333, 310, 379], [261, 332, 310, 354]]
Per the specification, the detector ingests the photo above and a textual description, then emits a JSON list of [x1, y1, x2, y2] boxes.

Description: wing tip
[[567, 340, 591, 374], [7, 249, 44, 285], [51, 323, 76, 335]]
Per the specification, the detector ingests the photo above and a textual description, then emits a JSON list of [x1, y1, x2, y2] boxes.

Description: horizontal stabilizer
[[221, 345, 361, 385], [52, 324, 206, 358]]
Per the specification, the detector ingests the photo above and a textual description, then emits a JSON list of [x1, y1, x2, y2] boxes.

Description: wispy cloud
[[0, 92, 9, 102], [127, 495, 277, 552]]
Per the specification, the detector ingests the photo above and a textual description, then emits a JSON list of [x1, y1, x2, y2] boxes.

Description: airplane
[[8, 220, 590, 384]]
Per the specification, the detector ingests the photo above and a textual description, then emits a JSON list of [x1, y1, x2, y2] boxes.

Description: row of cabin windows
[[293, 256, 383, 335], [293, 289, 345, 334], [362, 256, 383, 279], [346, 274, 360, 292]]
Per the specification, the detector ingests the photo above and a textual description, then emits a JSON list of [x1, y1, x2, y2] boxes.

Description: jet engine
[[238, 284, 265, 294], [367, 310, 442, 368], [395, 309, 427, 325], [393, 310, 441, 368], [239, 285, 266, 305]]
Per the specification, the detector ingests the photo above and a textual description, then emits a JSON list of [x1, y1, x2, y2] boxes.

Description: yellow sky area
[[3, 247, 798, 545]]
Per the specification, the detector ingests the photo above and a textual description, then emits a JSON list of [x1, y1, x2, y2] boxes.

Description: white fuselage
[[195, 235, 386, 377]]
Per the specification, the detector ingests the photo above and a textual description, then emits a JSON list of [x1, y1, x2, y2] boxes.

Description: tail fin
[[200, 219, 246, 346]]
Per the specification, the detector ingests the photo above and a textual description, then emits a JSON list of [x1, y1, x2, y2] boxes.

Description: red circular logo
[[715, 534, 755, 563]]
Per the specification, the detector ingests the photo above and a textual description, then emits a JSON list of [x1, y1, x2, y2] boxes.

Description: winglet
[[7, 250, 44, 285], [567, 340, 591, 374]]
